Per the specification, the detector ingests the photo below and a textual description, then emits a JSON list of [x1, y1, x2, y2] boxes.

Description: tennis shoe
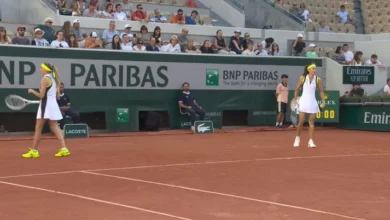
[[22, 148, 40, 158], [308, 140, 316, 148], [293, 137, 300, 147], [55, 148, 70, 157]]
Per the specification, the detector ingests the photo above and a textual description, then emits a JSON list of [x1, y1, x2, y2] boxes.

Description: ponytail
[[51, 65, 61, 94]]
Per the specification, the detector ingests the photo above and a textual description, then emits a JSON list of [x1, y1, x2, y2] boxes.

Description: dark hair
[[371, 54, 378, 59], [353, 51, 363, 61], [340, 5, 345, 8], [342, 43, 348, 47], [281, 74, 288, 78], [115, 3, 121, 8], [387, 78, 390, 83], [182, 82, 189, 87], [153, 26, 161, 39], [335, 46, 342, 54], [60, 82, 64, 85], [111, 34, 121, 50]]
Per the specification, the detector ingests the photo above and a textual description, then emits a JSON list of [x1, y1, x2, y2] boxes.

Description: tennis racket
[[5, 95, 40, 110], [290, 97, 300, 126]]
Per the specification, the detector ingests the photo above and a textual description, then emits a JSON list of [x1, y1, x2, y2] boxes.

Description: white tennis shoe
[[308, 139, 316, 148], [293, 137, 300, 147]]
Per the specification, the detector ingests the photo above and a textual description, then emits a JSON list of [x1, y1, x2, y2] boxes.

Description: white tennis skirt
[[298, 97, 320, 114], [36, 97, 63, 120]]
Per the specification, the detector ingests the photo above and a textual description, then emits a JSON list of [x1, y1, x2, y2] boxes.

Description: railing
[[261, 0, 306, 27], [223, 0, 245, 14]]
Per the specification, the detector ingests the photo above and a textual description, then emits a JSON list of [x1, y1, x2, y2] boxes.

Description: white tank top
[[301, 75, 317, 100], [44, 73, 57, 98]]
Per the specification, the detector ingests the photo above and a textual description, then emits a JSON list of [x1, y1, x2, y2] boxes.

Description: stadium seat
[[174, 0, 186, 6], [160, 0, 174, 5]]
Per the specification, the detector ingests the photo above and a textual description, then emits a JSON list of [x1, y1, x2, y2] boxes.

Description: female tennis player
[[22, 63, 70, 158], [292, 64, 325, 148]]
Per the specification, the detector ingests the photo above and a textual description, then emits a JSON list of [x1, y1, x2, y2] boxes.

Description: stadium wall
[[196, 0, 244, 27]]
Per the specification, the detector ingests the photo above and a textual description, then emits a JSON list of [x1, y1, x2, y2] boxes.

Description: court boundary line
[[81, 171, 365, 220], [1, 153, 389, 180], [0, 180, 193, 220]]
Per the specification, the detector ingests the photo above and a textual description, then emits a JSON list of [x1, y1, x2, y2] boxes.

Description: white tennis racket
[[5, 95, 40, 111], [290, 97, 300, 126]]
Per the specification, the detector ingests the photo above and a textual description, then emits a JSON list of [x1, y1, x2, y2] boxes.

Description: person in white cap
[[292, 33, 306, 56], [85, 32, 102, 49], [306, 43, 318, 58], [32, 28, 50, 47], [34, 17, 56, 43], [122, 24, 134, 39], [71, 19, 85, 42]]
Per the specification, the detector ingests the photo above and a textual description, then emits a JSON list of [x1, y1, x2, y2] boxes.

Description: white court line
[[1, 153, 390, 180], [0, 180, 193, 220], [82, 171, 365, 220]]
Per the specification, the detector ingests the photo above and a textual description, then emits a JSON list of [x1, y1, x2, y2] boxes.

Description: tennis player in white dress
[[22, 63, 70, 158], [293, 64, 325, 148]]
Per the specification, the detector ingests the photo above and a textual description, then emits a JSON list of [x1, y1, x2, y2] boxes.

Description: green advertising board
[[116, 108, 129, 123], [343, 66, 374, 84], [63, 124, 89, 138], [286, 90, 340, 123], [339, 106, 390, 131]]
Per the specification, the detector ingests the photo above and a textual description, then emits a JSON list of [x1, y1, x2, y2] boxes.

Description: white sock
[[62, 147, 67, 150], [280, 123, 283, 126], [295, 136, 300, 139], [276, 122, 279, 126]]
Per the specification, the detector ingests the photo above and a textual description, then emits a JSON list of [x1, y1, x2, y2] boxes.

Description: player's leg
[[275, 102, 282, 127], [49, 120, 70, 157], [293, 112, 306, 147], [22, 119, 46, 158], [279, 102, 287, 128], [308, 113, 316, 148]]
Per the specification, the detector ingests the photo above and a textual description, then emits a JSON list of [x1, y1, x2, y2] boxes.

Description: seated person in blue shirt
[[57, 82, 80, 129], [185, 10, 198, 25], [178, 82, 206, 130]]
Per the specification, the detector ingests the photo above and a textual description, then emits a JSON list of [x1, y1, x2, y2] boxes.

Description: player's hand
[[28, 89, 34, 94], [320, 101, 325, 108]]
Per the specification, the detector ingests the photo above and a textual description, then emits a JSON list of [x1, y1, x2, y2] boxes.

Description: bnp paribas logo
[[205, 69, 219, 86]]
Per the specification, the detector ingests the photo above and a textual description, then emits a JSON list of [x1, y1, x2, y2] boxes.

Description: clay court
[[0, 129, 389, 220]]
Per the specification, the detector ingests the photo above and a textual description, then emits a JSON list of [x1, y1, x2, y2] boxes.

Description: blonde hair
[[43, 63, 62, 94]]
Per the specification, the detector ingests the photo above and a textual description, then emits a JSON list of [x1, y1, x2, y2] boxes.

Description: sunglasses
[[138, 42, 143, 44], [138, 7, 143, 9]]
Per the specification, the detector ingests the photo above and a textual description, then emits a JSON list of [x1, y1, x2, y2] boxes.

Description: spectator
[[214, 30, 235, 54], [57, 83, 80, 130], [178, 82, 206, 131], [171, 9, 185, 24], [306, 43, 318, 58], [162, 35, 181, 52], [151, 26, 162, 46], [229, 30, 244, 54], [336, 5, 350, 24], [34, 17, 56, 43], [111, 34, 121, 50], [74, 0, 87, 13], [183, 39, 201, 53], [121, 0, 133, 18], [133, 38, 146, 51], [51, 31, 70, 48], [89, 0, 100, 11], [199, 40, 214, 54], [67, 34, 79, 48], [122, 24, 134, 39], [0, 124, 8, 133], [242, 33, 251, 50], [146, 37, 159, 51], [384, 78, 390, 95], [61, 21, 72, 41], [262, 37, 275, 52], [185, 10, 198, 25], [351, 51, 363, 66], [70, 2, 82, 16], [84, 32, 102, 49], [242, 40, 256, 55], [299, 3, 311, 22], [150, 9, 167, 23], [12, 26, 30, 45], [71, 19, 85, 42], [0, 26, 11, 44], [342, 43, 354, 63], [178, 28, 189, 49], [289, 2, 301, 19], [318, 20, 331, 32], [292, 33, 305, 56], [136, 25, 150, 45], [114, 4, 127, 20], [270, 43, 284, 56], [102, 20, 120, 46], [333, 46, 347, 64], [121, 34, 132, 51], [131, 4, 147, 21], [186, 0, 198, 8], [82, 2, 100, 18], [56, 0, 67, 10], [365, 54, 384, 67], [100, 3, 114, 19], [349, 84, 364, 97], [255, 42, 268, 56], [31, 28, 50, 46]]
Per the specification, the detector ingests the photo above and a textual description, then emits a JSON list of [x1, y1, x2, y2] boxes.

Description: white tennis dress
[[298, 75, 320, 114], [36, 73, 63, 120]]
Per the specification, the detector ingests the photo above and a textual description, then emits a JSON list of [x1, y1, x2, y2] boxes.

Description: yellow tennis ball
[[320, 103, 325, 108]]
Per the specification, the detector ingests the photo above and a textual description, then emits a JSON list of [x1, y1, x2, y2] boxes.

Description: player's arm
[[28, 77, 49, 99], [318, 78, 325, 106], [294, 76, 304, 100], [275, 84, 281, 99]]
